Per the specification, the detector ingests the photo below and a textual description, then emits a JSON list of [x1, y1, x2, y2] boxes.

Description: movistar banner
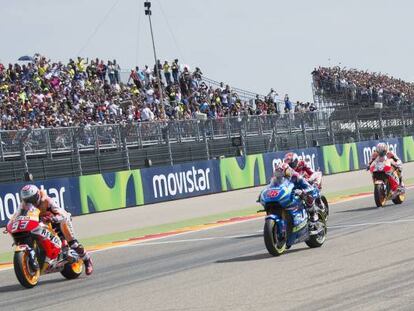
[[402, 136, 414, 162], [321, 142, 359, 174], [219, 155, 266, 191], [262, 148, 322, 181], [0, 178, 81, 227], [356, 138, 402, 169], [141, 160, 221, 203], [79, 170, 144, 214], [0, 136, 413, 226]]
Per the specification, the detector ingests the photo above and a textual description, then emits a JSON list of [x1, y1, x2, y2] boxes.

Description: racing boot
[[308, 212, 320, 234], [69, 240, 93, 275], [40, 258, 52, 274]]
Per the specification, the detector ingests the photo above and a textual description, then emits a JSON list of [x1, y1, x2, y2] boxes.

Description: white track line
[[329, 218, 414, 229], [104, 218, 414, 247]]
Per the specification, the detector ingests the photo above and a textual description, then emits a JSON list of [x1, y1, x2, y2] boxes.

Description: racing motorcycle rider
[[272, 163, 320, 232], [283, 152, 322, 189], [16, 184, 93, 275], [367, 142, 404, 194]]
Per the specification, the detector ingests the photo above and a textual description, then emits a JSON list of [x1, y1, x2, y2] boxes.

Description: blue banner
[[141, 159, 221, 204], [262, 147, 323, 181], [0, 177, 81, 227], [356, 138, 403, 168]]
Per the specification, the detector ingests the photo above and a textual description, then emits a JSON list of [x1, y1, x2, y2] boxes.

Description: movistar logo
[[403, 136, 414, 162], [322, 143, 359, 174], [220, 155, 266, 191], [79, 170, 144, 214]]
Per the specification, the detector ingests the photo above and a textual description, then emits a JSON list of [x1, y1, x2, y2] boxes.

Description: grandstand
[[312, 66, 414, 110]]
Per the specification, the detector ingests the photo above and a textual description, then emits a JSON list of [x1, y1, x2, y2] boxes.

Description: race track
[[1, 189, 414, 311]]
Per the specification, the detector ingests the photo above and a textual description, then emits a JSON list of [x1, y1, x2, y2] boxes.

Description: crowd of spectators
[[312, 66, 414, 107], [0, 53, 318, 131]]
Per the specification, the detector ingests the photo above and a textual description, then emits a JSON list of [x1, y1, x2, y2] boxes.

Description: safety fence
[[1, 135, 413, 227], [0, 112, 329, 161]]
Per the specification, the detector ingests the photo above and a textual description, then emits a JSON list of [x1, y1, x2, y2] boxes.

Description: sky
[[1, 0, 413, 102]]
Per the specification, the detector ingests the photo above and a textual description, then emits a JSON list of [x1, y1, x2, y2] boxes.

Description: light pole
[[144, 1, 163, 106]]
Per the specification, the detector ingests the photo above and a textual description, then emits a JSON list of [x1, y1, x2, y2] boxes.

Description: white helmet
[[20, 185, 40, 205]]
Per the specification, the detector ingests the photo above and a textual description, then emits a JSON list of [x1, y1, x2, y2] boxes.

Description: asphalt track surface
[[1, 188, 414, 311]]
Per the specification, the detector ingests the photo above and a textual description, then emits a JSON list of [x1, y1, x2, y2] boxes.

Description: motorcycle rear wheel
[[61, 259, 83, 279], [392, 193, 405, 205], [374, 184, 386, 207], [14, 251, 40, 288], [306, 212, 327, 248], [263, 218, 286, 256]]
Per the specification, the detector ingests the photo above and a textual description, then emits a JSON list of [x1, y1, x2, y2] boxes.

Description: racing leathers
[[292, 160, 322, 190], [14, 190, 93, 275]]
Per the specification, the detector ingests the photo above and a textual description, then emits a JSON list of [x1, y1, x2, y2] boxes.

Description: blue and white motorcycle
[[258, 179, 327, 256]]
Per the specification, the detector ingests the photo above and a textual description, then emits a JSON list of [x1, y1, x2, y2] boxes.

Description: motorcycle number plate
[[10, 220, 30, 233]]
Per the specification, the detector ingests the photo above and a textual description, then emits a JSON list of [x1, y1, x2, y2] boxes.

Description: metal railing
[[0, 112, 329, 160], [0, 108, 413, 184]]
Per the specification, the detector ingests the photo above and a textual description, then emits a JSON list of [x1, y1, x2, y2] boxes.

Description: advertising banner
[[321, 143, 359, 174], [356, 138, 402, 168], [79, 170, 144, 214], [402, 136, 414, 162], [0, 177, 81, 227], [219, 154, 266, 191], [141, 160, 221, 204], [262, 147, 323, 181]]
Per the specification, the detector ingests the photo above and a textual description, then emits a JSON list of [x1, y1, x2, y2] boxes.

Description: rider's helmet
[[20, 185, 40, 205], [283, 152, 299, 169], [376, 143, 388, 157]]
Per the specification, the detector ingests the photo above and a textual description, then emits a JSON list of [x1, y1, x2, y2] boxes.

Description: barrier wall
[[0, 136, 412, 226]]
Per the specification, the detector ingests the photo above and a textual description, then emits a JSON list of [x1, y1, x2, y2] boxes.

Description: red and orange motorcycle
[[369, 156, 405, 207], [5, 207, 83, 288]]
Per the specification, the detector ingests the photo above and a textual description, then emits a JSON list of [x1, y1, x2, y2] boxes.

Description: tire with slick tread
[[374, 184, 385, 207], [14, 252, 38, 288], [392, 194, 405, 205], [61, 261, 83, 279], [263, 218, 286, 256], [320, 195, 329, 220], [305, 213, 327, 248]]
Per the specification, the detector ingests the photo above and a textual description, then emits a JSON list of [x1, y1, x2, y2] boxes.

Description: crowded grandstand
[[0, 54, 324, 130]]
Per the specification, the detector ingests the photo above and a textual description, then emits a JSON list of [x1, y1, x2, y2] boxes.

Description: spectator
[[172, 59, 179, 83], [0, 53, 317, 130], [113, 59, 121, 84], [108, 61, 115, 85], [312, 66, 414, 108], [284, 94, 292, 113], [163, 61, 172, 85]]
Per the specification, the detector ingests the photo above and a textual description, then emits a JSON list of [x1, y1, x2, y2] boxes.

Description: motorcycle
[[369, 156, 405, 207], [258, 179, 327, 256], [5, 206, 84, 288]]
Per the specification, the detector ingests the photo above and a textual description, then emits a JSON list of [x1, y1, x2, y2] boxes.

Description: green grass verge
[[1, 178, 412, 264]]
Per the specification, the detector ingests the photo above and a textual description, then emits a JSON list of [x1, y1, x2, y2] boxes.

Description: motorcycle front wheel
[[374, 183, 386, 207], [317, 195, 329, 221], [14, 251, 40, 288], [263, 218, 286, 256]]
